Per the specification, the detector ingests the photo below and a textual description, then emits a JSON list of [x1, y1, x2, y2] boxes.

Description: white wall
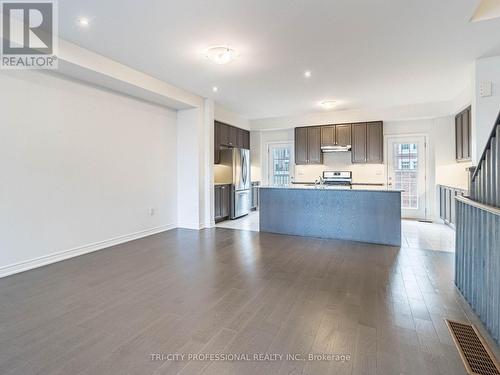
[[433, 117, 472, 190], [0, 71, 178, 276], [177, 108, 204, 229], [214, 105, 250, 130], [473, 55, 500, 163], [203, 99, 215, 227], [250, 99, 467, 132], [250, 131, 262, 181]]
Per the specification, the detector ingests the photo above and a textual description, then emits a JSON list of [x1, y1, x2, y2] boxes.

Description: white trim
[[177, 221, 204, 230], [0, 224, 176, 278], [265, 141, 294, 185], [384, 133, 430, 220]]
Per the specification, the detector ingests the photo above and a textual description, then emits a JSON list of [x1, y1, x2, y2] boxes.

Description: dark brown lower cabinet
[[439, 185, 467, 226], [214, 184, 230, 222]]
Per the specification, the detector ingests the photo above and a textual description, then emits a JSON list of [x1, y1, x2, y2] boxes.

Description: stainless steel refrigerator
[[218, 148, 251, 219]]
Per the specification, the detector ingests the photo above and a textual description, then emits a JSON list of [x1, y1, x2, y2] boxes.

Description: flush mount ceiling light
[[319, 100, 337, 110], [304, 70, 312, 78], [204, 45, 238, 65], [212, 86, 219, 93], [77, 17, 90, 27]]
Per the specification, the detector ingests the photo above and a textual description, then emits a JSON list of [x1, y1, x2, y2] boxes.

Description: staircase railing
[[469, 111, 500, 207], [455, 109, 500, 345]]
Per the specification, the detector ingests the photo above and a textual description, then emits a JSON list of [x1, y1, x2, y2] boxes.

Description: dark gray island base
[[259, 186, 402, 246]]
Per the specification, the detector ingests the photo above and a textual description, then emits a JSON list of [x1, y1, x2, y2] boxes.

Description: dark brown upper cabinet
[[214, 121, 250, 164], [321, 126, 336, 147], [366, 122, 383, 163], [229, 126, 238, 147], [242, 131, 250, 149], [321, 124, 352, 148], [218, 122, 230, 145], [295, 127, 309, 164], [295, 126, 323, 165], [351, 121, 383, 164], [351, 123, 367, 163], [307, 127, 322, 164], [336, 124, 352, 147], [456, 106, 471, 162]]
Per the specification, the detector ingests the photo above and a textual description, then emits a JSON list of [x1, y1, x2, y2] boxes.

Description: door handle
[[242, 154, 247, 185]]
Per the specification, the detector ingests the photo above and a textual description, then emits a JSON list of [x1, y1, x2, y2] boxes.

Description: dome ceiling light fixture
[[77, 17, 90, 27], [204, 45, 239, 65], [319, 100, 337, 110]]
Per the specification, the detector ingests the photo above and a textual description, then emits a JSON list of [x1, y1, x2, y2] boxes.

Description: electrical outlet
[[149, 208, 155, 216]]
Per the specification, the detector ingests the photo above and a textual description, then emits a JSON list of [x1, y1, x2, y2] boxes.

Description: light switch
[[480, 81, 492, 97]]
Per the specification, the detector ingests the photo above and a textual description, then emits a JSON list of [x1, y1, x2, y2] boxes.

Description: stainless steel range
[[322, 171, 352, 186]]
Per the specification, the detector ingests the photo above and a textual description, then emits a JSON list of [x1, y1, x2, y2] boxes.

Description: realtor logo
[[1, 0, 58, 69]]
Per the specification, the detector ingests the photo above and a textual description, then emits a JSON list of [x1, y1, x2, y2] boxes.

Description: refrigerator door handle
[[242, 152, 247, 186]]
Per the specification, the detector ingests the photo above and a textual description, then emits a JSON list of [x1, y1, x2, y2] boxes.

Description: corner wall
[[473, 55, 500, 163], [176, 100, 215, 229]]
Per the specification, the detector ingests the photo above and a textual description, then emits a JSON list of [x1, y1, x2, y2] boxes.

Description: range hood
[[321, 145, 351, 152]]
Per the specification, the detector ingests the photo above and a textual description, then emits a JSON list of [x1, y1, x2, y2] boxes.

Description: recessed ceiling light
[[212, 86, 218, 93], [304, 70, 312, 78], [204, 45, 238, 65], [77, 17, 90, 27], [319, 100, 337, 110]]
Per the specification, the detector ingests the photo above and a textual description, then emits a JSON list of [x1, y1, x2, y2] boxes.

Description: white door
[[268, 143, 294, 186], [386, 136, 427, 220]]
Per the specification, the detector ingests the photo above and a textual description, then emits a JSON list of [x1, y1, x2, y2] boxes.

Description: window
[[393, 143, 419, 209], [269, 145, 291, 186]]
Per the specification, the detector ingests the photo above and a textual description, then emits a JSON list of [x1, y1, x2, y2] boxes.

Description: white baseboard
[[177, 221, 203, 230], [0, 224, 176, 278]]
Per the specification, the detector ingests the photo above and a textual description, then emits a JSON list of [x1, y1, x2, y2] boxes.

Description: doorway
[[267, 142, 294, 186], [386, 135, 428, 220]]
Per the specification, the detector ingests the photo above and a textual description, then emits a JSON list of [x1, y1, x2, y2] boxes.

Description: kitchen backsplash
[[294, 152, 385, 184]]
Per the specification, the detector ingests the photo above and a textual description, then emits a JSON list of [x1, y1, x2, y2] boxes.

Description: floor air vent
[[446, 320, 500, 375]]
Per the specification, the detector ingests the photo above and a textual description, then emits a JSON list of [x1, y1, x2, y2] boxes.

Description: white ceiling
[[57, 0, 500, 119]]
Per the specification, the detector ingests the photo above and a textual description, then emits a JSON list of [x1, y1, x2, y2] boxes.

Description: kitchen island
[[259, 185, 402, 246]]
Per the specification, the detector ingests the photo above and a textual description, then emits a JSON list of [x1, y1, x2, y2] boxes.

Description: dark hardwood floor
[[0, 228, 488, 374]]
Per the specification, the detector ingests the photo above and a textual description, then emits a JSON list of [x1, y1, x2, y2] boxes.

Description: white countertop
[[259, 184, 403, 192]]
